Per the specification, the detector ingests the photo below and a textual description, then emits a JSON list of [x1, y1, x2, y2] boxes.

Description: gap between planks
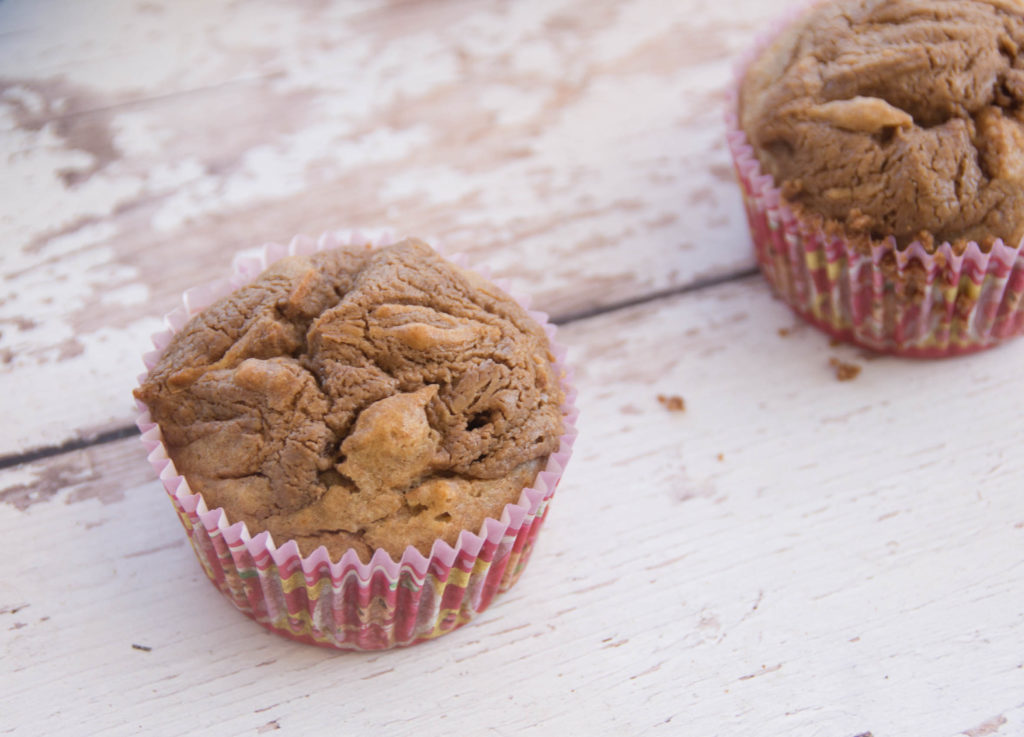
[[0, 266, 761, 472]]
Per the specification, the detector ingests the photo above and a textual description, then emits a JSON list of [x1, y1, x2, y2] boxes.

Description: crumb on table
[[717, 453, 724, 462], [777, 327, 791, 337], [829, 357, 862, 382], [132, 643, 152, 652], [657, 394, 686, 412]]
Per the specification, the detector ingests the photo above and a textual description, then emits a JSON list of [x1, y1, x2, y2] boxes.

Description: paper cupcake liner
[[725, 17, 1024, 358], [135, 229, 578, 650]]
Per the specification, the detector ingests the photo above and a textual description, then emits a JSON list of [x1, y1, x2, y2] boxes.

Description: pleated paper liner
[[135, 230, 578, 650], [726, 13, 1024, 358]]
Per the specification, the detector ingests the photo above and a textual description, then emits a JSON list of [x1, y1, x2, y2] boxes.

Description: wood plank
[[0, 0, 363, 112], [4, 277, 1022, 736], [0, 0, 787, 455]]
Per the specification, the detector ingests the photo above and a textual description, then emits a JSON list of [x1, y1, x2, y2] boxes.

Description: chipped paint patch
[[0, 456, 96, 511], [964, 716, 1008, 737]]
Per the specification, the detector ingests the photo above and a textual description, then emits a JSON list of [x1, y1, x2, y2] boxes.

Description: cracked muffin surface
[[135, 239, 565, 562], [739, 0, 1024, 250]]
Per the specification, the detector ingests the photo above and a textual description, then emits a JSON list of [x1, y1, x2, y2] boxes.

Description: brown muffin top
[[739, 0, 1024, 249], [135, 239, 565, 562]]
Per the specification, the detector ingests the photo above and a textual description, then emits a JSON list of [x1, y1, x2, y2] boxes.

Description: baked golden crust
[[135, 239, 564, 561], [740, 0, 1024, 250]]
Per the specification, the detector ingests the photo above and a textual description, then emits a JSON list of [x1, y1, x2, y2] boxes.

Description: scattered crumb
[[829, 357, 862, 382], [657, 394, 686, 412], [777, 327, 791, 337], [852, 733, 874, 737], [829, 338, 843, 348], [717, 453, 724, 462], [132, 643, 152, 652]]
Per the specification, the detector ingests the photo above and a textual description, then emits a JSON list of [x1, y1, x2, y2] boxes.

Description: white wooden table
[[2, 1, 1022, 735]]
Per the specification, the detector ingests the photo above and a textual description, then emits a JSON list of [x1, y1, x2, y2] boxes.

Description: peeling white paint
[[0, 318, 161, 451], [2, 0, 764, 458]]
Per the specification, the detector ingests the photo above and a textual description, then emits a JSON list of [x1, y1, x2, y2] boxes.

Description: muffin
[[728, 0, 1024, 356], [134, 233, 577, 649]]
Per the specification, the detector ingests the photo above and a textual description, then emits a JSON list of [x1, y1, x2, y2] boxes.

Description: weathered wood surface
[[3, 1, 1024, 735], [4, 279, 1024, 737], [0, 0, 778, 456]]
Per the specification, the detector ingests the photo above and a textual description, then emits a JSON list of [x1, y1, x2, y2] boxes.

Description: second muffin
[[730, 0, 1024, 356]]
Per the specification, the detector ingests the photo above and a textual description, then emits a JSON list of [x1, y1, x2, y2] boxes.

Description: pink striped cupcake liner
[[135, 230, 578, 650], [726, 15, 1024, 358]]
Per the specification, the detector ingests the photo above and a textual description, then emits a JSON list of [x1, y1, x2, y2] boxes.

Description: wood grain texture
[[3, 278, 1023, 737], [0, 0, 784, 456]]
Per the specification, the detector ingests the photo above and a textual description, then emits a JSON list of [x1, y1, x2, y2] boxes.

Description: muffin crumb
[[657, 394, 686, 412], [829, 357, 862, 382]]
